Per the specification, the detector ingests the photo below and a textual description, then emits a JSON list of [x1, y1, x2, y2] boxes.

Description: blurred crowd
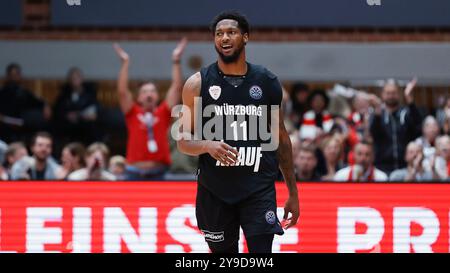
[[1, 43, 449, 181], [284, 79, 450, 182], [0, 63, 126, 181]]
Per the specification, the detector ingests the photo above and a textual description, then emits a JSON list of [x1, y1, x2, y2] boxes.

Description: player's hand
[[172, 37, 188, 62], [283, 194, 299, 229], [404, 77, 417, 104], [113, 43, 130, 63], [205, 141, 239, 166]]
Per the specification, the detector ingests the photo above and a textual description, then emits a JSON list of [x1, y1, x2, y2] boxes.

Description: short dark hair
[[6, 63, 21, 76], [210, 10, 250, 36], [307, 89, 330, 109], [66, 67, 83, 81], [31, 131, 53, 147], [64, 142, 86, 166], [354, 140, 374, 152], [291, 82, 309, 94]]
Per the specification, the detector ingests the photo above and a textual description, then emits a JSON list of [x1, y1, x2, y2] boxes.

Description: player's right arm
[[113, 43, 134, 114], [177, 73, 238, 166]]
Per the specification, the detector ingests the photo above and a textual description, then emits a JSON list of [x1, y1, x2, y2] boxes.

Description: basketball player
[[177, 11, 299, 253]]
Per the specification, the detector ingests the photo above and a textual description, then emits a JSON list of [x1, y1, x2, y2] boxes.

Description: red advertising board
[[0, 182, 448, 253]]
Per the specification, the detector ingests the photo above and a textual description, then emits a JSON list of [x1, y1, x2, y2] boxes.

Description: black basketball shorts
[[195, 183, 284, 252]]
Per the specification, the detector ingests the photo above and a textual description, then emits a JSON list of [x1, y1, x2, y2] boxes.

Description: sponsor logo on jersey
[[208, 85, 221, 100], [214, 103, 263, 117]]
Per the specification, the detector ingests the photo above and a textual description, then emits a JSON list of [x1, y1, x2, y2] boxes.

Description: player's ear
[[243, 33, 249, 45]]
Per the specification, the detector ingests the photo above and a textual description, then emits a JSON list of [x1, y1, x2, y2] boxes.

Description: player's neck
[[217, 54, 247, 76]]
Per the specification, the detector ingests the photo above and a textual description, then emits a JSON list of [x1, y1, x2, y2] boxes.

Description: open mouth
[[221, 44, 233, 53]]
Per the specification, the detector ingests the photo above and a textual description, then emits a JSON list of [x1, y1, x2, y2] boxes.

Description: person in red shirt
[[113, 38, 187, 180]]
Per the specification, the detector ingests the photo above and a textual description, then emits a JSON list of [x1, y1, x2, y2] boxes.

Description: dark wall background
[[0, 0, 22, 27], [51, 0, 450, 28]]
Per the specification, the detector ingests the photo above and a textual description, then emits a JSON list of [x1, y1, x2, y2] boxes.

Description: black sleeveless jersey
[[197, 62, 283, 204]]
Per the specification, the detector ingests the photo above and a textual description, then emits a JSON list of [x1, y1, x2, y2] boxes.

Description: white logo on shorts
[[265, 210, 276, 225], [201, 230, 225, 242]]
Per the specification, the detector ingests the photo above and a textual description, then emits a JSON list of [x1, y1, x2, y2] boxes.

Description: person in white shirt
[[334, 141, 387, 182], [389, 142, 435, 181], [433, 135, 450, 180], [68, 142, 116, 181], [414, 116, 439, 171]]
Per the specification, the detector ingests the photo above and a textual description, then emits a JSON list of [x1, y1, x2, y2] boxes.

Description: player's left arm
[[165, 37, 188, 109], [277, 108, 300, 229], [268, 74, 299, 229]]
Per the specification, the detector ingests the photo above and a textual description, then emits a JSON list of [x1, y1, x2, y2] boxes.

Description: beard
[[384, 99, 400, 108], [35, 153, 48, 163], [215, 44, 244, 64]]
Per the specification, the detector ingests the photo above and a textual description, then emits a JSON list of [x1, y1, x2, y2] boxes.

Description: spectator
[[433, 135, 450, 180], [299, 89, 334, 141], [294, 145, 321, 181], [289, 82, 310, 128], [0, 63, 51, 143], [389, 142, 434, 181], [435, 96, 450, 134], [320, 136, 346, 180], [168, 137, 199, 176], [3, 142, 28, 179], [369, 78, 422, 174], [109, 155, 127, 180], [0, 140, 7, 180], [10, 132, 61, 180], [113, 38, 187, 180], [329, 116, 354, 164], [53, 67, 100, 146], [334, 141, 388, 182], [55, 142, 86, 180], [67, 142, 115, 181], [327, 86, 352, 119], [348, 92, 371, 144], [414, 116, 439, 170], [328, 84, 359, 118], [281, 86, 296, 134]]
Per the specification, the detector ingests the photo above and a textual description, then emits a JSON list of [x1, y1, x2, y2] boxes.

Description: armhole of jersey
[[268, 76, 282, 107], [199, 68, 207, 99]]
